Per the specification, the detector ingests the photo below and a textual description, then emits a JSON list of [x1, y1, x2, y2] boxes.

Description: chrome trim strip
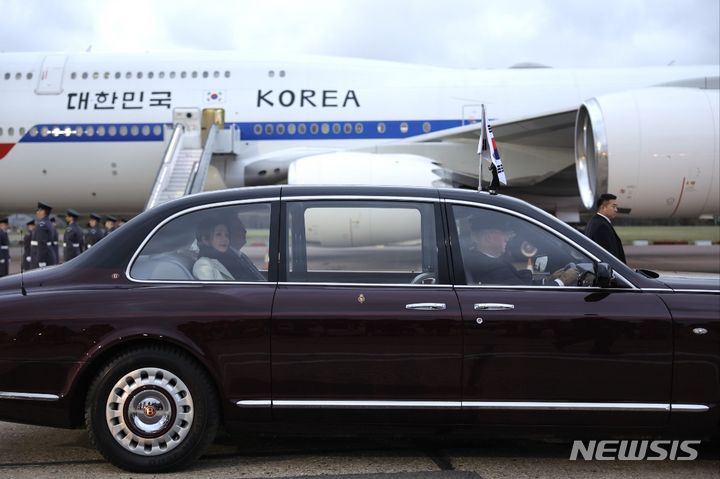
[[233, 399, 708, 413], [278, 282, 450, 288], [642, 288, 719, 294], [274, 400, 461, 409], [0, 391, 60, 401], [126, 197, 280, 283], [672, 404, 710, 412], [282, 195, 441, 203], [443, 199, 636, 289], [236, 400, 272, 407], [461, 401, 669, 412]]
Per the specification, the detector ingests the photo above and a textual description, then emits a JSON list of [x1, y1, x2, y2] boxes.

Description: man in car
[[466, 216, 578, 286]]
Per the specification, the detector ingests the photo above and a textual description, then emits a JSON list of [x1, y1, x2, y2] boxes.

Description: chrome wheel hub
[[105, 367, 194, 456]]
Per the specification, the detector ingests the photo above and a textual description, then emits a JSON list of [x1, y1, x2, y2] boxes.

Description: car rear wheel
[[85, 346, 218, 472]]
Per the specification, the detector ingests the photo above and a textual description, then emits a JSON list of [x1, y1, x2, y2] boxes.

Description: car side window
[[285, 200, 442, 284], [130, 203, 271, 282], [452, 205, 595, 287]]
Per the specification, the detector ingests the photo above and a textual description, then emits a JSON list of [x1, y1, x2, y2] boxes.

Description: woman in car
[[193, 217, 262, 281]]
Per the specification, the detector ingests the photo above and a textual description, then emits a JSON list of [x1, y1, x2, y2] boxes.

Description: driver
[[465, 216, 579, 286]]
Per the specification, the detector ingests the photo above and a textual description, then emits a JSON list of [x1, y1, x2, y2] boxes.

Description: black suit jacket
[[584, 214, 626, 263], [465, 250, 533, 285]]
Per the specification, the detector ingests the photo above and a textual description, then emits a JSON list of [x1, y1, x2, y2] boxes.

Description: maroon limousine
[[0, 185, 718, 472]]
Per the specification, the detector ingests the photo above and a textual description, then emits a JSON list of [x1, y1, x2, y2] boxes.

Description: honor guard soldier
[[23, 220, 34, 271], [50, 216, 60, 260], [63, 209, 84, 261], [104, 215, 118, 236], [31, 202, 58, 269], [85, 213, 103, 249], [0, 217, 10, 277]]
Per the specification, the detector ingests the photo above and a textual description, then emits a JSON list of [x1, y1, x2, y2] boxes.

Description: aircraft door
[[35, 55, 68, 95], [173, 108, 202, 149]]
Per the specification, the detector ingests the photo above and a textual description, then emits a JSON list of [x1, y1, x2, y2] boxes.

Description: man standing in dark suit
[[584, 193, 626, 263], [63, 209, 84, 262], [31, 202, 58, 269]]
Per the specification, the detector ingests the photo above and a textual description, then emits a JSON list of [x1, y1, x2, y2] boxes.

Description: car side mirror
[[534, 255, 548, 272], [595, 262, 615, 288]]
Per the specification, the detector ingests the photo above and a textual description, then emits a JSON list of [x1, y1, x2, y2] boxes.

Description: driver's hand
[[549, 267, 579, 286]]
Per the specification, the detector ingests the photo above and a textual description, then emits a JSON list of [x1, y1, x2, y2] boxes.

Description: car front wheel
[[85, 346, 218, 472]]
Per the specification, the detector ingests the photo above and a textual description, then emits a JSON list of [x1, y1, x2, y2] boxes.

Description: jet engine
[[575, 87, 719, 218]]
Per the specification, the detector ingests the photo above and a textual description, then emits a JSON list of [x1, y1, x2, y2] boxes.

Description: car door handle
[[405, 303, 447, 311], [474, 303, 515, 311]]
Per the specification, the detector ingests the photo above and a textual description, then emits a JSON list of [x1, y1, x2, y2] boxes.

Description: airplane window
[[3, 73, 9, 80], [30, 127, 38, 137], [148, 72, 154, 79], [191, 71, 198, 79], [71, 72, 77, 79], [181, 71, 187, 79], [153, 125, 162, 136], [310, 124, 319, 135], [170, 71, 176, 79], [213, 71, 219, 78], [253, 124, 262, 135], [97, 126, 106, 136], [276, 124, 285, 135], [75, 127, 83, 137], [279, 70, 286, 78], [85, 126, 94, 137], [108, 126, 117, 136], [377, 123, 386, 134], [321, 123, 330, 135], [0, 127, 3, 136], [142, 125, 150, 136], [115, 72, 121, 79], [344, 123, 352, 134], [265, 124, 274, 135], [126, 72, 132, 79], [19, 127, 26, 136], [15, 72, 21, 80], [93, 72, 99, 79], [332, 123, 340, 134], [63, 127, 72, 136], [268, 71, 275, 78], [400, 122, 409, 134], [27, 72, 32, 80], [131, 126, 139, 136], [287, 124, 296, 135], [224, 70, 230, 78], [119, 126, 128, 136], [8, 127, 14, 136], [423, 122, 431, 133], [159, 72, 165, 79], [103, 72, 110, 79], [202, 71, 208, 78], [41, 127, 49, 137], [82, 72, 88, 79], [137, 72, 143, 79], [355, 123, 364, 134], [298, 124, 307, 134]]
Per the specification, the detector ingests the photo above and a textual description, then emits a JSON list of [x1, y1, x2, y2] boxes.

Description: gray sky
[[2, 0, 718, 68]]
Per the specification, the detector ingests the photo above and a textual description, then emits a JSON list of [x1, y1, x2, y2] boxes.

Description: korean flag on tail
[[477, 104, 507, 186]]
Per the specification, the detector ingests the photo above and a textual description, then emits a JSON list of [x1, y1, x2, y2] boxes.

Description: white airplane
[[0, 51, 717, 220]]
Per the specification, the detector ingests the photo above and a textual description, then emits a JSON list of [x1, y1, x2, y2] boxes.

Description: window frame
[[279, 197, 451, 286]]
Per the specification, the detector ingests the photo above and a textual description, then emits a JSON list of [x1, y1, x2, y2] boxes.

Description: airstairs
[[145, 108, 234, 210]]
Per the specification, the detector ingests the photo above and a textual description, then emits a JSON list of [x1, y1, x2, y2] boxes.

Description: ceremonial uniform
[[23, 220, 34, 271], [85, 213, 104, 249], [31, 202, 58, 269], [63, 209, 84, 261], [0, 218, 9, 277]]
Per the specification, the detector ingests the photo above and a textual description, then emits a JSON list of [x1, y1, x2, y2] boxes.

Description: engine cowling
[[575, 87, 719, 218]]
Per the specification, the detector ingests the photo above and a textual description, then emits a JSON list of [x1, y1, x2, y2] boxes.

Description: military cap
[[26, 219, 35, 226], [37, 201, 53, 213], [50, 216, 56, 223], [104, 215, 117, 223], [66, 208, 80, 218], [90, 213, 102, 221], [0, 217, 8, 224]]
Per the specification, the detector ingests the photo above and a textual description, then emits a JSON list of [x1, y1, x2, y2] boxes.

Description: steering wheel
[[411, 272, 437, 284]]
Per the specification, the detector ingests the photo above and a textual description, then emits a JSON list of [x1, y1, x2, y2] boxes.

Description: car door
[[447, 202, 673, 427], [270, 197, 464, 424]]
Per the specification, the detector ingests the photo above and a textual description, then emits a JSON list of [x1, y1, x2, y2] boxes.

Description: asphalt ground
[[0, 422, 717, 479]]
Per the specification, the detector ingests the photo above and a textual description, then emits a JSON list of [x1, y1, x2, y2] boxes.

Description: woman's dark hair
[[195, 217, 230, 244]]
